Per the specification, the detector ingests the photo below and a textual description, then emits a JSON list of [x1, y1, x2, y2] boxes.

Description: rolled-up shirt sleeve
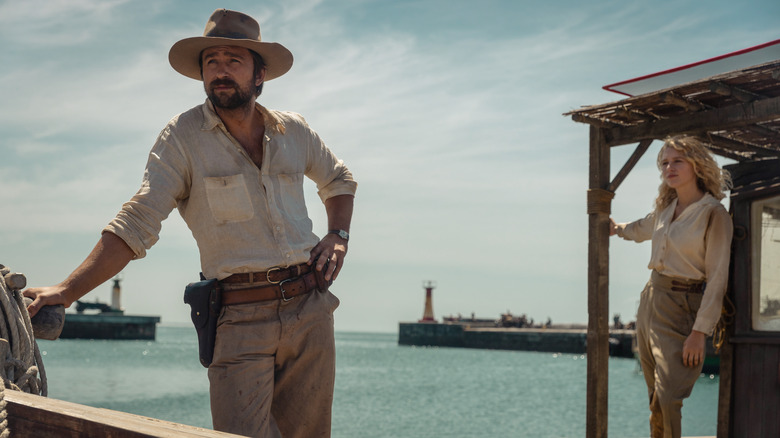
[[616, 212, 655, 243], [298, 117, 357, 202], [103, 126, 191, 259]]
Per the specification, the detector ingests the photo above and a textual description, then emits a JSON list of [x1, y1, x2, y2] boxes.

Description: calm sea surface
[[37, 327, 718, 437]]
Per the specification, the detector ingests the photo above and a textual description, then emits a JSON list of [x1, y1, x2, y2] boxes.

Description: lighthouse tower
[[111, 277, 123, 311], [419, 281, 437, 323]]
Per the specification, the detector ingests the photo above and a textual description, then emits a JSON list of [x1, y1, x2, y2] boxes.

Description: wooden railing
[[4, 390, 243, 438]]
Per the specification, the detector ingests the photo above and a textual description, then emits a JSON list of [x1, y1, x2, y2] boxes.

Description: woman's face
[[660, 147, 697, 192]]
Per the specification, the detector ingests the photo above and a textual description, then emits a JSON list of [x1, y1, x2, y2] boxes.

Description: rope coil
[[0, 264, 48, 437]]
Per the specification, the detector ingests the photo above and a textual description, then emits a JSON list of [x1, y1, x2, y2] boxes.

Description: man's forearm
[[59, 232, 136, 304], [324, 194, 354, 232], [24, 231, 136, 317]]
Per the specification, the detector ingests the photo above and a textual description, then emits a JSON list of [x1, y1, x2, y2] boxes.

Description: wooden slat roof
[[566, 60, 780, 162]]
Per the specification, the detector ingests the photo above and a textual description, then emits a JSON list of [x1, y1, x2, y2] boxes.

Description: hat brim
[[169, 36, 293, 81]]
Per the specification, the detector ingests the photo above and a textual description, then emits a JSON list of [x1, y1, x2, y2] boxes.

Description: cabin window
[[751, 194, 780, 331]]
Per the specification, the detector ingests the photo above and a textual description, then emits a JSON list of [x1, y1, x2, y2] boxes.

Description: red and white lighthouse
[[419, 281, 437, 323]]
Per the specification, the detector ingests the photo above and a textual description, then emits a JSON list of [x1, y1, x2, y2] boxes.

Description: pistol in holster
[[183, 277, 222, 368]]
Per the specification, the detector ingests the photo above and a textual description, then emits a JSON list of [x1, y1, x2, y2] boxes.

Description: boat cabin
[[567, 58, 780, 437]]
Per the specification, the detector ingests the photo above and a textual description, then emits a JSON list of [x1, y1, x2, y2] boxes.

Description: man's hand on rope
[[22, 232, 136, 318], [23, 286, 70, 318]]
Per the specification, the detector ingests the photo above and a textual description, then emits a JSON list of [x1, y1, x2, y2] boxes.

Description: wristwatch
[[328, 229, 350, 241]]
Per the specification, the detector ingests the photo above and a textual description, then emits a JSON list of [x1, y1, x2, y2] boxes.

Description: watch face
[[331, 230, 349, 240]]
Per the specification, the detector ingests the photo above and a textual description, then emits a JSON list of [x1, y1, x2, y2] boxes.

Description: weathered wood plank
[[709, 81, 766, 102], [571, 113, 623, 129], [706, 134, 779, 158], [606, 95, 780, 147], [730, 199, 754, 335], [661, 91, 710, 111], [715, 334, 733, 438], [760, 346, 780, 438], [4, 390, 242, 438], [731, 343, 749, 435], [746, 344, 764, 436]]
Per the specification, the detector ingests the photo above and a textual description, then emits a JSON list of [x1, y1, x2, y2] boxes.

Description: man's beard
[[206, 78, 255, 110]]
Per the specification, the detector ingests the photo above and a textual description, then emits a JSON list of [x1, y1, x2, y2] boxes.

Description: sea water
[[36, 327, 718, 437]]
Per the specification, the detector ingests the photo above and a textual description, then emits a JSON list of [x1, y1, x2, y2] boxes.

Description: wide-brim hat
[[169, 9, 293, 81]]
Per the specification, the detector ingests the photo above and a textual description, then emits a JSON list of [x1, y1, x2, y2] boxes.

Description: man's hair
[[250, 50, 265, 96], [198, 49, 266, 96]]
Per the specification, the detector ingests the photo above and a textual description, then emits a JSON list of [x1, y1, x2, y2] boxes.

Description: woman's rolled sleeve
[[617, 212, 655, 243]]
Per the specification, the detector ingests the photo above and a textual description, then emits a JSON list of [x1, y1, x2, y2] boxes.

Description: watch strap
[[328, 229, 349, 241]]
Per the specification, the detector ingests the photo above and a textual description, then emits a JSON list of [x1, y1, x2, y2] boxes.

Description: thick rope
[[0, 385, 7, 438], [587, 188, 615, 215], [713, 293, 736, 354], [0, 264, 47, 436]]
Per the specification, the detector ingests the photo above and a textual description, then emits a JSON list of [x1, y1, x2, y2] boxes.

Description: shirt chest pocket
[[276, 173, 307, 220], [204, 174, 255, 223]]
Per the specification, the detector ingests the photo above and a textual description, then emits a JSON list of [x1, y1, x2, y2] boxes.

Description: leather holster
[[183, 278, 222, 368]]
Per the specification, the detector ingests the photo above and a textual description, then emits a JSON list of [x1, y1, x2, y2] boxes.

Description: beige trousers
[[636, 271, 704, 438], [208, 288, 340, 437]]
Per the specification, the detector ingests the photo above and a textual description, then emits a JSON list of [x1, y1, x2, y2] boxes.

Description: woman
[[610, 135, 733, 438]]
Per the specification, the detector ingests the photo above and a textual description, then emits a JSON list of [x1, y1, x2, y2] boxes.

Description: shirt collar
[[201, 99, 286, 135]]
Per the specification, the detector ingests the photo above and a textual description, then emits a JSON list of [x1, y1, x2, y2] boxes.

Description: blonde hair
[[654, 135, 732, 211]]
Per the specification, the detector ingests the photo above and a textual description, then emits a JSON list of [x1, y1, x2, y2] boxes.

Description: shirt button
[[275, 226, 281, 231]]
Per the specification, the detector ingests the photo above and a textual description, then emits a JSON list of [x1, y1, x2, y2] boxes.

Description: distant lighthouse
[[111, 277, 123, 311], [419, 281, 437, 323]]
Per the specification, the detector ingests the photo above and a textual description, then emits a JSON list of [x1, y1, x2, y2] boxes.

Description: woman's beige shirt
[[616, 193, 733, 335]]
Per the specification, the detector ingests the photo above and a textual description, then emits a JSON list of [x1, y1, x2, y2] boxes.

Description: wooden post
[[586, 126, 611, 438]]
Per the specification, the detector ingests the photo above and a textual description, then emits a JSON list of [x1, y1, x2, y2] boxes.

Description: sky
[[1, 0, 778, 333]]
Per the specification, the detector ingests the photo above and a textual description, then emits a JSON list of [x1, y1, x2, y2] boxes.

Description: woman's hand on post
[[609, 218, 618, 236]]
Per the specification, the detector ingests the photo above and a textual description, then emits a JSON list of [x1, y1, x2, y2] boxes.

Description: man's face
[[201, 46, 262, 110]]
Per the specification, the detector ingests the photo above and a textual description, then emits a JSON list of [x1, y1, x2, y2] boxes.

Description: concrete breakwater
[[398, 322, 636, 358], [60, 313, 161, 340]]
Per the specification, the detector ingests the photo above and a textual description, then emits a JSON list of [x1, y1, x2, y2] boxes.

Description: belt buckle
[[266, 267, 282, 284], [279, 279, 293, 302]]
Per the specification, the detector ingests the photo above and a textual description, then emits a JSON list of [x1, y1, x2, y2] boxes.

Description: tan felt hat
[[169, 9, 293, 81]]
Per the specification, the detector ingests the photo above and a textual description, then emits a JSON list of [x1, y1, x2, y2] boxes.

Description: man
[[24, 9, 356, 437]]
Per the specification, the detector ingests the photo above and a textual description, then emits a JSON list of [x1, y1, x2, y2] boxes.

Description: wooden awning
[[566, 59, 780, 161]]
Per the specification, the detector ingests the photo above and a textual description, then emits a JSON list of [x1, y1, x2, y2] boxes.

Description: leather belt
[[220, 270, 320, 306], [220, 263, 311, 284], [670, 280, 705, 294]]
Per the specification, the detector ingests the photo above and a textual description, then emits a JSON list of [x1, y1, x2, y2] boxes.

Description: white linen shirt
[[104, 100, 357, 280], [615, 193, 733, 335]]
